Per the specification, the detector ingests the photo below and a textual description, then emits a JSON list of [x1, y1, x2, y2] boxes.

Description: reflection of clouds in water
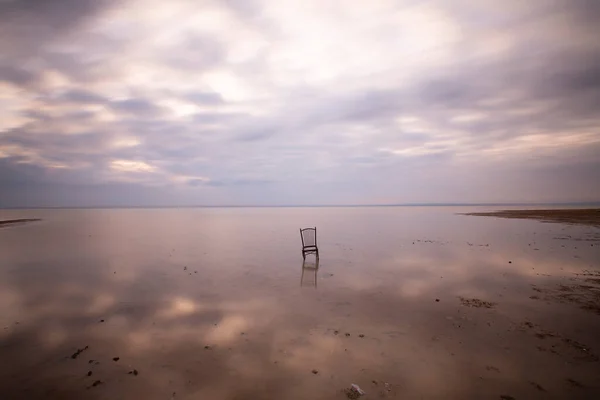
[[86, 293, 117, 315], [207, 315, 248, 343], [158, 297, 204, 318], [0, 208, 599, 398]]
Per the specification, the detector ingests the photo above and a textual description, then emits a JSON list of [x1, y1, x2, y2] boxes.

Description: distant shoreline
[[1, 202, 599, 210], [462, 208, 600, 227], [0, 218, 41, 227]]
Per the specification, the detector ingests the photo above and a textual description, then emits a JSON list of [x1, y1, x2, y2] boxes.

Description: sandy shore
[[0, 218, 41, 227], [462, 208, 600, 227]]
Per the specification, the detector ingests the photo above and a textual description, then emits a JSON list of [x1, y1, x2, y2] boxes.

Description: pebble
[[71, 346, 89, 359]]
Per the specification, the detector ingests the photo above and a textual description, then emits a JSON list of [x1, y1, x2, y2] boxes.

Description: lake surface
[[1, 207, 599, 399]]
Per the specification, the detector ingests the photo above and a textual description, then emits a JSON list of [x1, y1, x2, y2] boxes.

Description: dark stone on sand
[[99, 319, 104, 323], [334, 330, 339, 335], [344, 387, 362, 399], [359, 334, 365, 338], [312, 369, 318, 374], [71, 346, 89, 359], [500, 396, 515, 400], [204, 345, 211, 349], [87, 371, 92, 377], [436, 299, 440, 302], [566, 378, 583, 388], [91, 380, 103, 387], [529, 381, 545, 391], [113, 357, 120, 361], [128, 369, 139, 376], [508, 261, 512, 264], [88, 360, 94, 364], [345, 333, 351, 337]]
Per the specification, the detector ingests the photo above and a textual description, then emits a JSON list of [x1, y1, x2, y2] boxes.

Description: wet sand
[[0, 207, 599, 399], [462, 208, 600, 227]]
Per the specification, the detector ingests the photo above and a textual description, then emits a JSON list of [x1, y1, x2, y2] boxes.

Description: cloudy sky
[[0, 0, 599, 207]]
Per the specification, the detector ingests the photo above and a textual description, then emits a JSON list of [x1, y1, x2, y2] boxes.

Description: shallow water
[[1, 207, 599, 399]]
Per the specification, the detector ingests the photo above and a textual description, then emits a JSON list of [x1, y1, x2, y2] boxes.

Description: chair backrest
[[300, 227, 317, 247]]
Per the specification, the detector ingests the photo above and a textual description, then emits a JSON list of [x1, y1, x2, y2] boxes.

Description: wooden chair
[[300, 227, 319, 259]]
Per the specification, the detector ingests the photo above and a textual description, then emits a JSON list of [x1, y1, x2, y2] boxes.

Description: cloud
[[60, 89, 107, 104], [0, 65, 38, 87], [1, 0, 599, 206]]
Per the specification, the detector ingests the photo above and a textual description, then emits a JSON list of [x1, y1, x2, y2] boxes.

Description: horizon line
[[2, 201, 600, 210]]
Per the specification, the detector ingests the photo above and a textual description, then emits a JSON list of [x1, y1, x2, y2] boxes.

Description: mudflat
[[462, 208, 600, 227], [0, 207, 598, 399]]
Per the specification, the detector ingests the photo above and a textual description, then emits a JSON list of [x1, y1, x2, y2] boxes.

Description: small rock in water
[[71, 345, 89, 359], [345, 383, 365, 399]]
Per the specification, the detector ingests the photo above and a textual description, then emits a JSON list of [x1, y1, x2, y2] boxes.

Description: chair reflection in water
[[301, 256, 319, 287]]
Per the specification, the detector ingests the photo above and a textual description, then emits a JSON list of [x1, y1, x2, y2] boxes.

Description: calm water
[[1, 207, 599, 399]]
